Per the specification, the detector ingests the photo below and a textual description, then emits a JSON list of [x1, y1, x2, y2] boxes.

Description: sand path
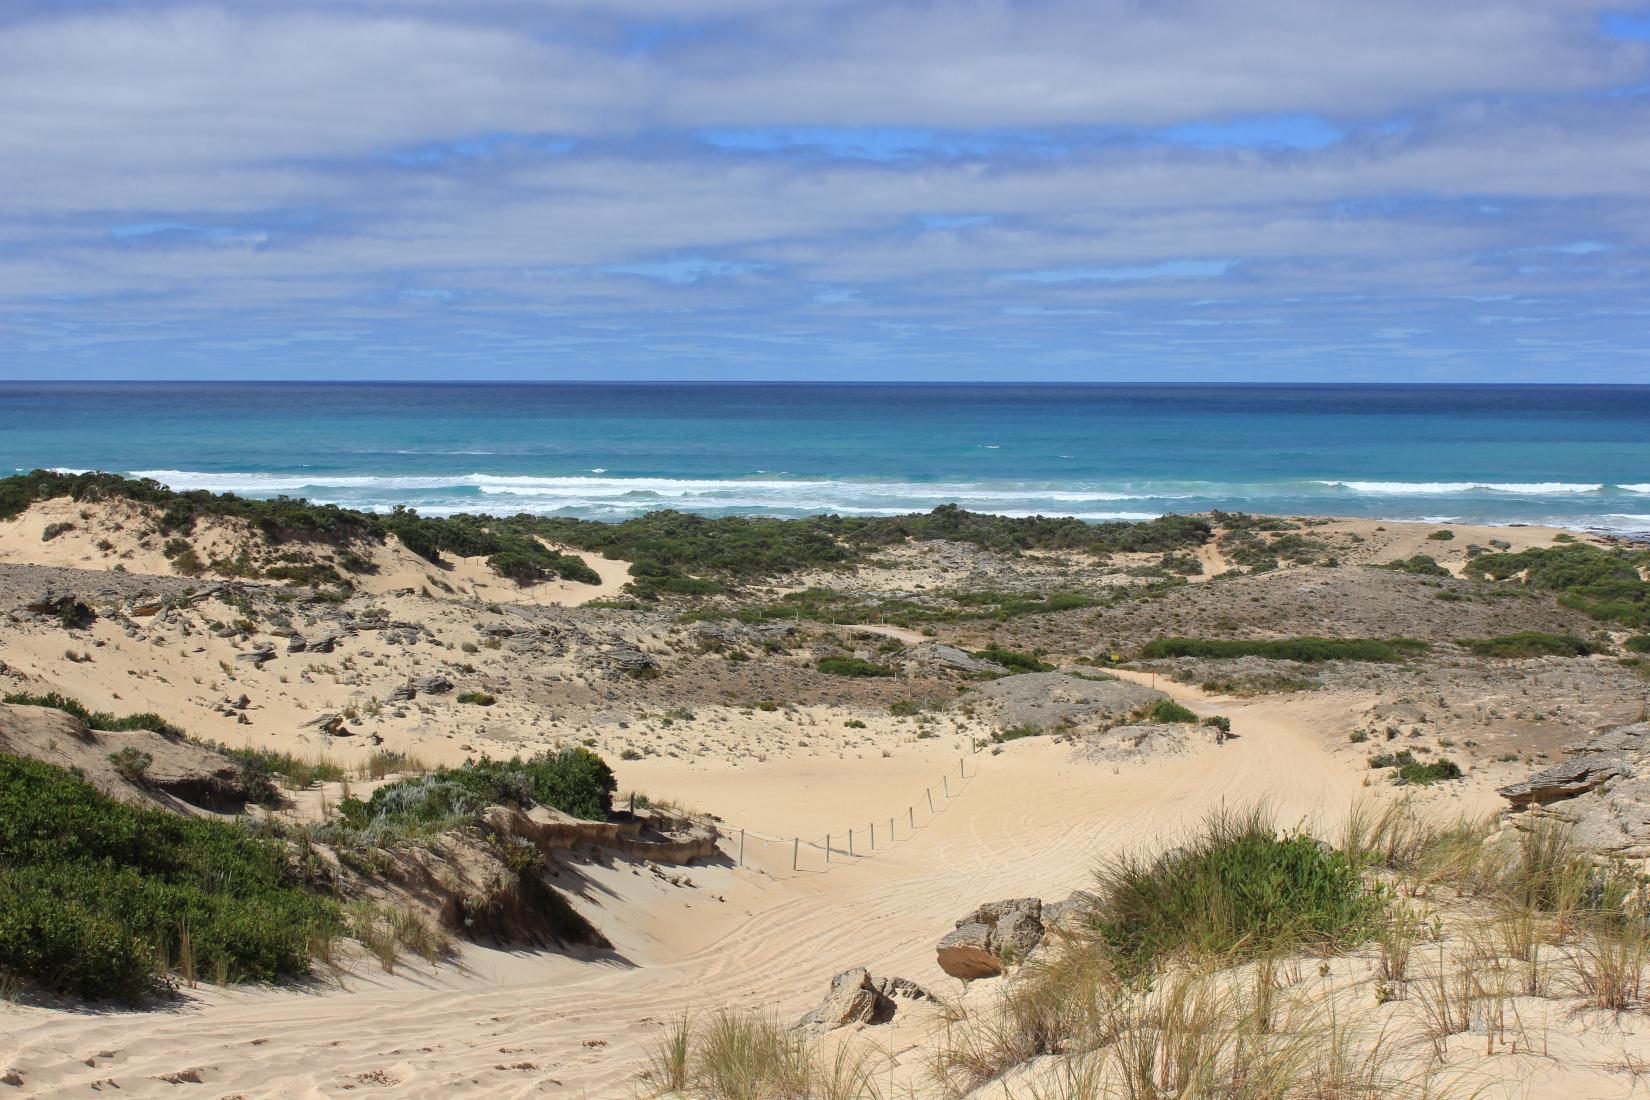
[[2, 674, 1371, 1098]]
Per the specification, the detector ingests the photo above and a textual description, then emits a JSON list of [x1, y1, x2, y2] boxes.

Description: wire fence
[[688, 740, 987, 877]]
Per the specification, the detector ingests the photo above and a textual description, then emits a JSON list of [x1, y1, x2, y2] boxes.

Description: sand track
[[2, 671, 1386, 1099]]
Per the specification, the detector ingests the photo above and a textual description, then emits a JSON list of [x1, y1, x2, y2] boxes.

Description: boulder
[[1499, 756, 1629, 807], [387, 684, 416, 704], [415, 675, 454, 695], [604, 644, 660, 678], [936, 898, 1044, 981], [950, 673, 1163, 734], [908, 643, 1008, 676], [796, 968, 936, 1034]]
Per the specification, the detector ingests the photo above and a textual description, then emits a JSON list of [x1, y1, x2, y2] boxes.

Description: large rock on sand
[[1500, 722, 1650, 855], [950, 672, 1163, 734], [936, 898, 1045, 981], [796, 967, 936, 1034]]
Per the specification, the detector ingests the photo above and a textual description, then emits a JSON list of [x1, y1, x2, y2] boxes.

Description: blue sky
[[1, 0, 1648, 381]]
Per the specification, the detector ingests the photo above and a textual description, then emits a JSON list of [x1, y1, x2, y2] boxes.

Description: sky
[[1, 0, 1649, 382]]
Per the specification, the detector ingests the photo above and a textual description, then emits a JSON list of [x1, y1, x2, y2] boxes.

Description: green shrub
[[1465, 542, 1650, 627], [817, 657, 894, 678], [1091, 806, 1384, 971], [1139, 636, 1426, 663], [341, 747, 616, 830], [1397, 757, 1462, 785], [971, 647, 1052, 673], [1427, 529, 1456, 541], [3, 691, 182, 737], [1465, 632, 1595, 659], [41, 522, 74, 541], [1628, 635, 1650, 654], [1147, 698, 1199, 724], [1376, 555, 1450, 577], [992, 726, 1039, 742], [107, 748, 152, 783], [0, 753, 337, 1002], [456, 691, 497, 706]]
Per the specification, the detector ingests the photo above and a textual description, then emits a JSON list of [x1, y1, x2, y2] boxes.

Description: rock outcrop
[[950, 673, 1163, 734], [1499, 722, 1650, 855], [936, 897, 1045, 981], [796, 967, 936, 1034]]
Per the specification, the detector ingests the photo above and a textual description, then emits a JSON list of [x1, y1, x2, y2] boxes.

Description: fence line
[[695, 740, 987, 877]]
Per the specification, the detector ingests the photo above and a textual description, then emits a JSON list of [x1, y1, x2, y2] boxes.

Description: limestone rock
[[1499, 756, 1629, 807], [796, 968, 936, 1034], [415, 675, 454, 695], [936, 898, 1044, 981]]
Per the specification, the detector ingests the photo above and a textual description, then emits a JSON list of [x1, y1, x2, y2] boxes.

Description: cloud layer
[[1, 0, 1648, 379]]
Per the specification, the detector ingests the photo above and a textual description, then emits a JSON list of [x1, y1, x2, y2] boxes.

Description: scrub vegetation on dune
[[1466, 542, 1650, 627], [1138, 636, 1428, 663]]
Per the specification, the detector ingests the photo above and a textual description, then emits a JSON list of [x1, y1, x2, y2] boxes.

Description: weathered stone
[[908, 643, 1008, 676], [936, 897, 1044, 981], [1499, 756, 1629, 807], [796, 968, 936, 1034], [414, 675, 453, 695]]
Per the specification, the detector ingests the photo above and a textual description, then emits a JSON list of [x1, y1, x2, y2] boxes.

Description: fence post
[[793, 837, 799, 870], [909, 807, 914, 829], [960, 757, 965, 778], [826, 834, 831, 864], [927, 788, 935, 814], [890, 816, 895, 842], [870, 822, 875, 849], [944, 775, 951, 798], [738, 828, 745, 867], [849, 828, 854, 857]]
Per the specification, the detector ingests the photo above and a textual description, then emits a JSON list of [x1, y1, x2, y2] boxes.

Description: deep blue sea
[[3, 383, 1649, 534]]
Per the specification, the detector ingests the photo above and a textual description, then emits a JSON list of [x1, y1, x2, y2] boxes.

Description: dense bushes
[[816, 657, 895, 678], [1139, 636, 1426, 663], [1377, 554, 1450, 577], [1466, 542, 1650, 627], [1465, 631, 1596, 658], [339, 747, 617, 831], [972, 647, 1052, 673], [0, 753, 336, 1002], [1090, 807, 1384, 970]]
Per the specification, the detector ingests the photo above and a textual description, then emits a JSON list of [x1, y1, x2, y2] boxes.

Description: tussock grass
[[645, 1010, 883, 1099], [1091, 806, 1386, 972]]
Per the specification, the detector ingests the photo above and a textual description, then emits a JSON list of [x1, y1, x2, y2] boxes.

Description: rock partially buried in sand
[[415, 674, 454, 695], [1499, 756, 1629, 807], [936, 897, 1045, 981], [796, 967, 935, 1034]]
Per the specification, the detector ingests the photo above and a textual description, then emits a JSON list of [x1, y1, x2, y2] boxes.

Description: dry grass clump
[[933, 800, 1650, 1097], [643, 1010, 884, 1099]]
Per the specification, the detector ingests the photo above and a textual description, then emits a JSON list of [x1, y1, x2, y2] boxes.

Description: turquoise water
[[3, 383, 1648, 534]]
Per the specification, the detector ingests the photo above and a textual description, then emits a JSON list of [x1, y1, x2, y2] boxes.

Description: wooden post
[[909, 807, 914, 829], [944, 775, 951, 798], [849, 828, 854, 856], [738, 828, 745, 867], [870, 822, 875, 849], [826, 834, 831, 864], [927, 788, 935, 814], [792, 837, 799, 870]]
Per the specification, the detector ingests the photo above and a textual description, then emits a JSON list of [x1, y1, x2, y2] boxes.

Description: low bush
[[1147, 698, 1199, 724], [1427, 529, 1456, 541], [2, 691, 182, 736], [816, 657, 894, 678], [1140, 636, 1426, 663], [1396, 757, 1462, 785], [992, 726, 1040, 742], [1376, 554, 1450, 577], [1628, 635, 1650, 654], [456, 691, 497, 706], [1465, 632, 1595, 658], [972, 647, 1053, 673], [0, 753, 337, 1003], [340, 747, 617, 830]]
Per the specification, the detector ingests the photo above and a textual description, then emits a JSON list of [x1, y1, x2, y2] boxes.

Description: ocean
[[3, 382, 1648, 534]]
